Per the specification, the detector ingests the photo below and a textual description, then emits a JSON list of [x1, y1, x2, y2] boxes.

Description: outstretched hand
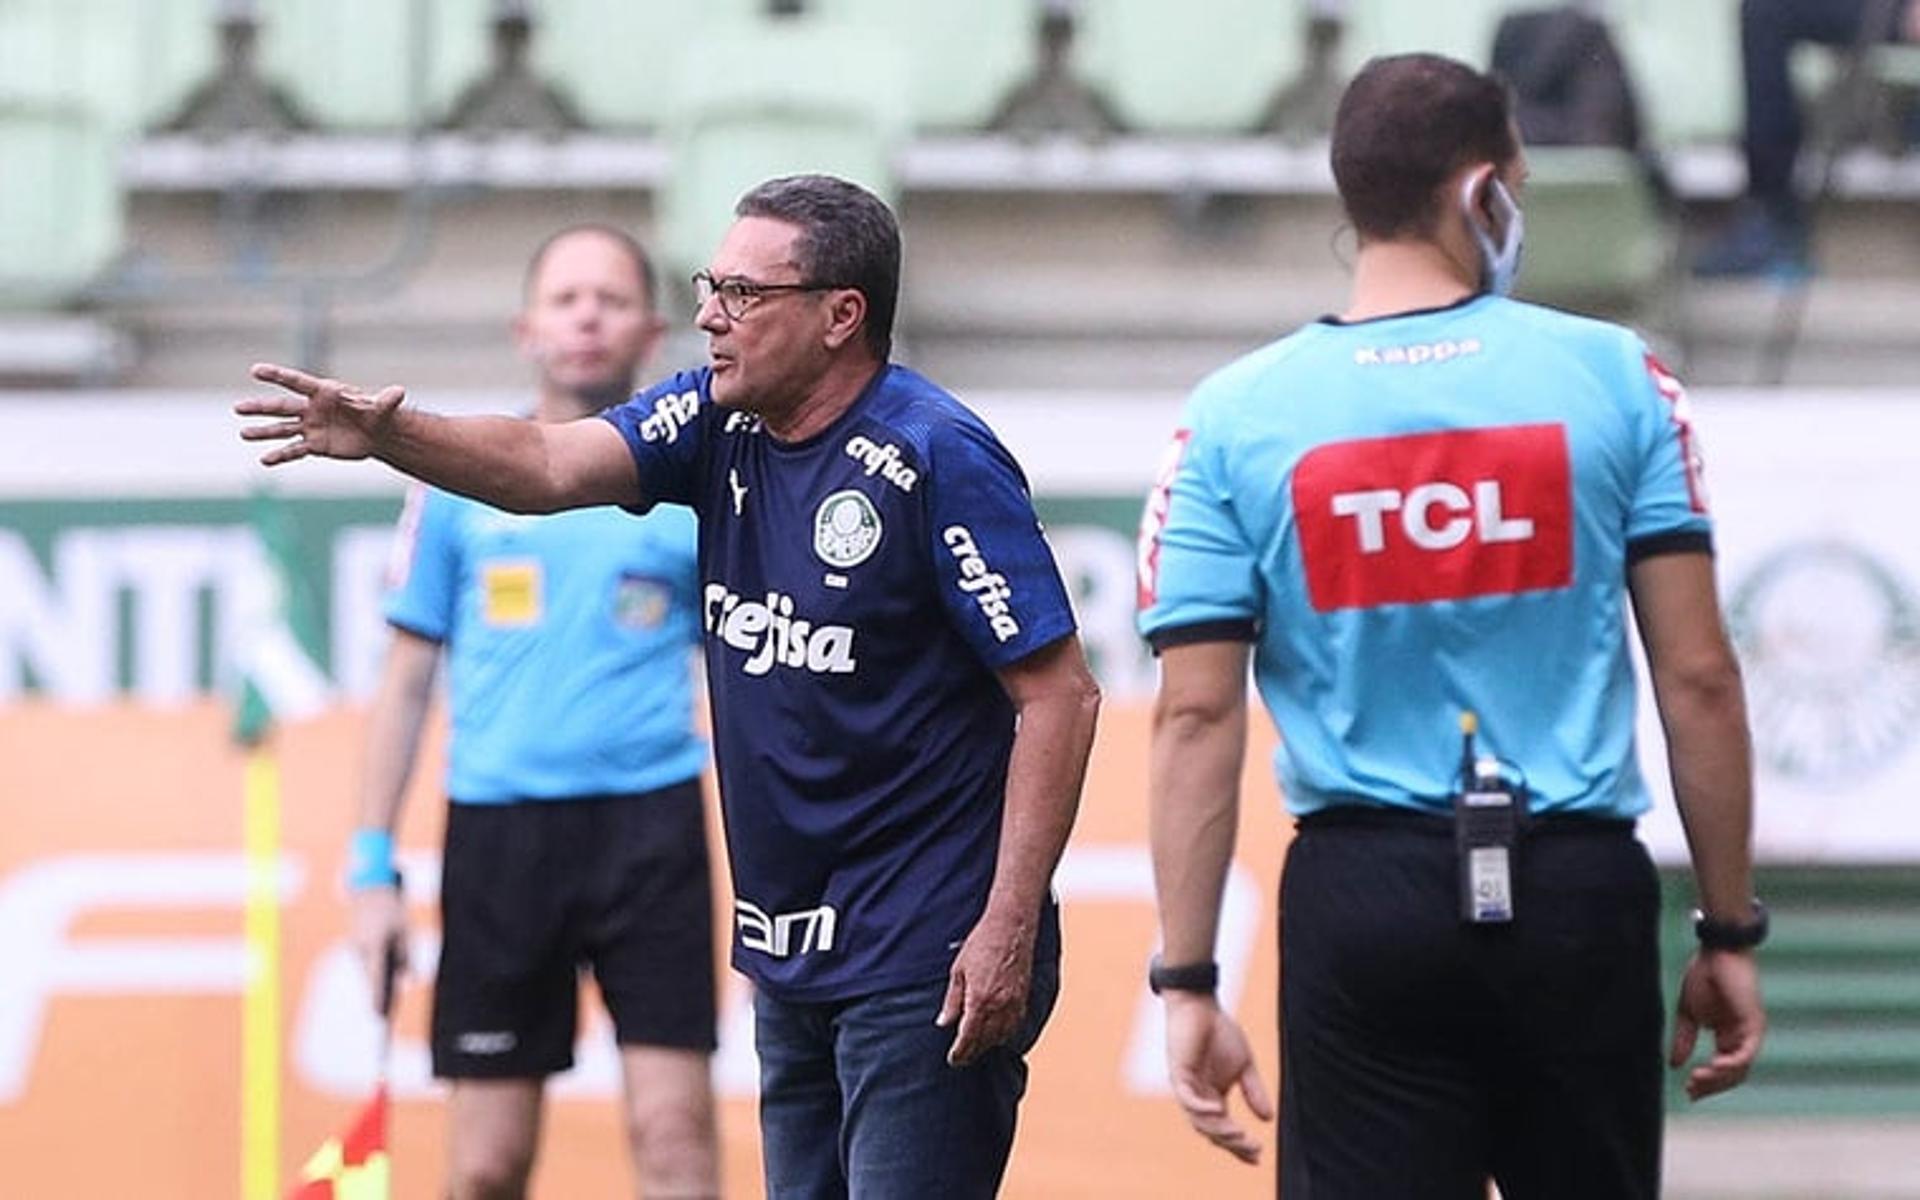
[[1670, 948, 1766, 1100], [1164, 992, 1273, 1164], [236, 362, 406, 466]]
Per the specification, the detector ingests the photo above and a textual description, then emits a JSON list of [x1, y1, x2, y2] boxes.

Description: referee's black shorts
[[1278, 807, 1664, 1200], [431, 778, 718, 1080]]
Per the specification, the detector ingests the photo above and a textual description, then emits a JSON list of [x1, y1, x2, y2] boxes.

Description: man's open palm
[[236, 362, 405, 466]]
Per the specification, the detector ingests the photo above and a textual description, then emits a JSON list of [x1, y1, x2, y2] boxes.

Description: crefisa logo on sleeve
[[638, 388, 700, 444], [943, 525, 1021, 642]]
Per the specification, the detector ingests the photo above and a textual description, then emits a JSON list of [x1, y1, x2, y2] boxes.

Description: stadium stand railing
[[8, 0, 1920, 386]]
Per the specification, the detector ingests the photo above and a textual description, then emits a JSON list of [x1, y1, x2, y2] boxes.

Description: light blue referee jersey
[[384, 486, 706, 803], [1137, 294, 1712, 819]]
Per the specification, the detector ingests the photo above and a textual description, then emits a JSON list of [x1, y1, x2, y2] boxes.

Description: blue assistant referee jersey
[[384, 487, 706, 803], [1138, 295, 1712, 820], [603, 364, 1077, 1001]]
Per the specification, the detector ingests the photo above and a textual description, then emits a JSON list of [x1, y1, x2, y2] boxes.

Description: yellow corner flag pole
[[243, 746, 284, 1200], [234, 485, 330, 1199]]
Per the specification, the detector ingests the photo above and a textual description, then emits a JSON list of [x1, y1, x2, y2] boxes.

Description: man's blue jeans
[[753, 913, 1061, 1199]]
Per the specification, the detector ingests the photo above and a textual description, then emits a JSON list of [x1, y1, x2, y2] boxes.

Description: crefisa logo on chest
[[814, 489, 883, 569]]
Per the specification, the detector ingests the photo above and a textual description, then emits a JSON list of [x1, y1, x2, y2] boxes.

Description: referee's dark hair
[[522, 223, 659, 312], [1331, 53, 1520, 243], [735, 174, 901, 360]]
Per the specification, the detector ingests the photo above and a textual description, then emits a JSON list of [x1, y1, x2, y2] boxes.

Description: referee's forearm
[[357, 633, 438, 832], [1149, 692, 1246, 966], [1664, 692, 1757, 922]]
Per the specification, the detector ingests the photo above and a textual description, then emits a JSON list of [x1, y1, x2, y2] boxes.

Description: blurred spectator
[[1694, 0, 1920, 278]]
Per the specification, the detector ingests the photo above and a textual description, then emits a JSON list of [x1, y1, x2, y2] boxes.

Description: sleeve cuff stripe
[[1145, 619, 1258, 654], [385, 618, 446, 644], [1626, 529, 1713, 564]]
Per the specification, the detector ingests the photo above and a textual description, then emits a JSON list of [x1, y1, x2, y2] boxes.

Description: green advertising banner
[[0, 494, 1158, 705]]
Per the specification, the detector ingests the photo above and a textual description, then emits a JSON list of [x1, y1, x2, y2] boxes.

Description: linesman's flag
[[287, 1086, 390, 1200]]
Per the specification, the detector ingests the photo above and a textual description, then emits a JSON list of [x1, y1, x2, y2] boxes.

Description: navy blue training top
[[603, 364, 1077, 1001]]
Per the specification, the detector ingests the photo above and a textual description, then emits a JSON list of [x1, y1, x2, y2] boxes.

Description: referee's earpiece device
[[1461, 171, 1525, 297]]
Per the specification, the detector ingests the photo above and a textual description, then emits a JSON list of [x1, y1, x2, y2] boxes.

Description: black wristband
[[1694, 899, 1768, 950], [1148, 953, 1219, 995]]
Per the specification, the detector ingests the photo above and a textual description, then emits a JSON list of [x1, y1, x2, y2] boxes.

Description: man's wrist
[[1148, 953, 1220, 996], [346, 828, 403, 891], [1694, 898, 1768, 951]]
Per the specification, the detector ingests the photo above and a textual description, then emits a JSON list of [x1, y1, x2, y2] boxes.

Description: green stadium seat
[[812, 0, 1032, 132], [256, 0, 494, 130], [0, 0, 214, 133], [1076, 0, 1303, 133], [1875, 41, 1920, 88], [531, 0, 764, 130], [0, 100, 124, 306], [1342, 0, 1521, 69], [1511, 146, 1669, 309], [657, 18, 908, 286], [1615, 0, 1744, 146]]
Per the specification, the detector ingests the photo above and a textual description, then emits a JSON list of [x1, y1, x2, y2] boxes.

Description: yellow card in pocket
[[482, 560, 542, 626]]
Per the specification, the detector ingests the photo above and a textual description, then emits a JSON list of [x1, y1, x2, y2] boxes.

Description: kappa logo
[[844, 435, 919, 493], [455, 1031, 517, 1055], [1292, 424, 1573, 611], [1353, 338, 1484, 367], [638, 388, 700, 444], [943, 525, 1021, 642], [703, 585, 857, 675], [813, 490, 883, 568]]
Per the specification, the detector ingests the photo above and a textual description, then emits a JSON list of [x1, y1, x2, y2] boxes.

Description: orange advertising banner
[[0, 700, 1288, 1199]]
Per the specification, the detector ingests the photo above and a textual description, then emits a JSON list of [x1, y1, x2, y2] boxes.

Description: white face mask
[[1461, 175, 1524, 296]]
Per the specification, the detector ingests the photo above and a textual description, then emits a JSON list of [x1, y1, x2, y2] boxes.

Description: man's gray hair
[[735, 174, 901, 360]]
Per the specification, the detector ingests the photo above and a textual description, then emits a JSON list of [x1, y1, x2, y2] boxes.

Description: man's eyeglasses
[[692, 271, 842, 321]]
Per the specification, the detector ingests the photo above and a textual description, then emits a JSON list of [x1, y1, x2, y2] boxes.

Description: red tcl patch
[[1292, 424, 1572, 612]]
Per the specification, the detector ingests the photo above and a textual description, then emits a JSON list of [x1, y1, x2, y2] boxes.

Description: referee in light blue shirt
[[347, 226, 719, 1199], [1138, 54, 1766, 1199]]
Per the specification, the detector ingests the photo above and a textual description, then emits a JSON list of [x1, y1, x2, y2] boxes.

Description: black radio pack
[[1453, 712, 1525, 924]]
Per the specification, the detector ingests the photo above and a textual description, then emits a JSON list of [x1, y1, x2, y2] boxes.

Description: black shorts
[[431, 779, 718, 1080], [1277, 808, 1664, 1200]]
